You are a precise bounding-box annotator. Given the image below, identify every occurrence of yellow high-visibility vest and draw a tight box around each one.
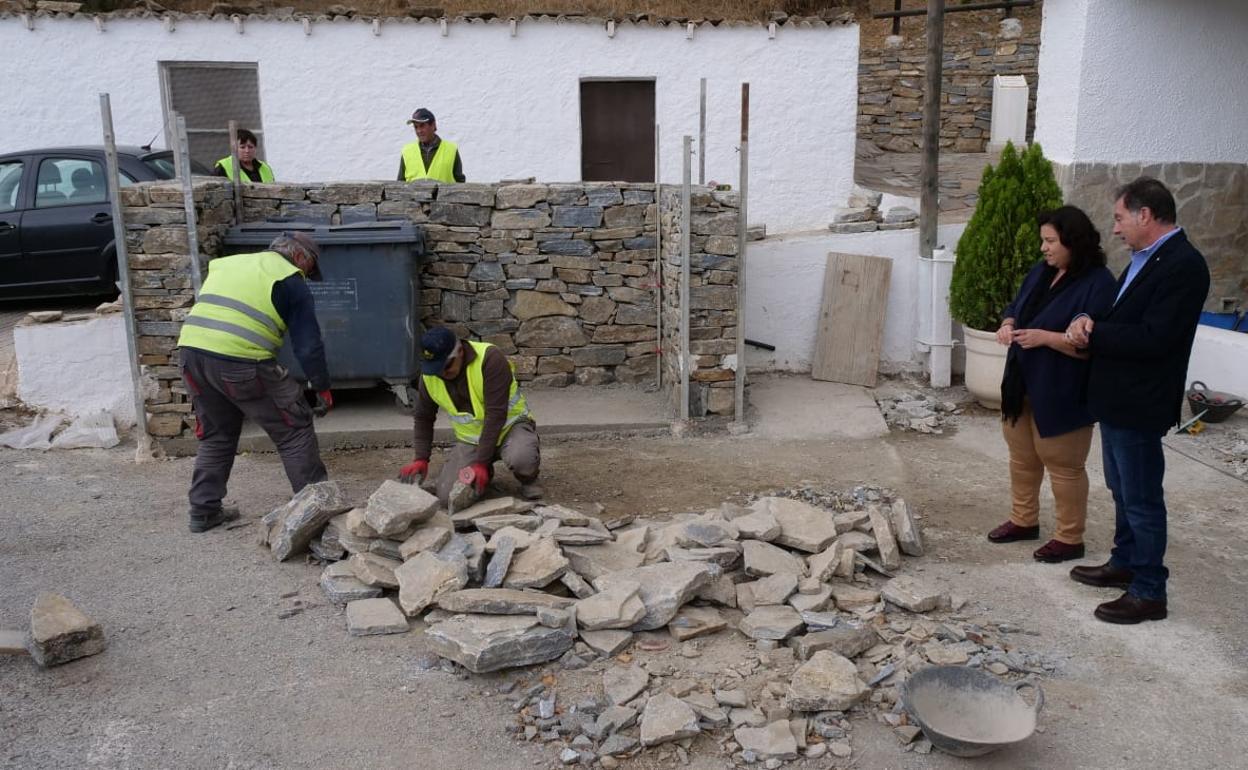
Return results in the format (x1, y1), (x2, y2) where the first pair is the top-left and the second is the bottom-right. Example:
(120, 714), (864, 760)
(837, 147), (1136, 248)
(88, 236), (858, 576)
(422, 341), (530, 445)
(217, 156), (275, 184)
(401, 139), (458, 183)
(177, 251), (298, 360)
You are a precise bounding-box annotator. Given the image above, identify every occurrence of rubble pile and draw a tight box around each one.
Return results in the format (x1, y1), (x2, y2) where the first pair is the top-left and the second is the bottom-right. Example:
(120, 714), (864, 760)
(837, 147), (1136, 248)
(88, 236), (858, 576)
(874, 391), (962, 434)
(267, 480), (1052, 765)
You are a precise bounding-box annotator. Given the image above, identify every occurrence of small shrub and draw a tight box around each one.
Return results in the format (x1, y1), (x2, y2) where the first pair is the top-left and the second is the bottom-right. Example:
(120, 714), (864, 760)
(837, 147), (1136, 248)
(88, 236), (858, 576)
(948, 141), (1063, 331)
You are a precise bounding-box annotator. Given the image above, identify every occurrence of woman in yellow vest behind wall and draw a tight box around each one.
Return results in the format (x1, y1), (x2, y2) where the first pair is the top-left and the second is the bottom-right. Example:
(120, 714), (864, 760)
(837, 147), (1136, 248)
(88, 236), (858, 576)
(214, 128), (275, 184)
(398, 107), (465, 183)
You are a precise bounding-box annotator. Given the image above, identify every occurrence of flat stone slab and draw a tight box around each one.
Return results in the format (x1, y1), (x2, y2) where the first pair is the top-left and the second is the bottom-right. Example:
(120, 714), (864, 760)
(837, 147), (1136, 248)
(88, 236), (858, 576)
(739, 605), (804, 641)
(640, 693), (701, 746)
(673, 520), (739, 548)
(28, 593), (106, 667)
(363, 480), (439, 537)
(320, 560), (383, 604)
(348, 552), (402, 588)
(503, 537), (569, 589)
(595, 704), (640, 737)
(830, 583), (880, 610)
(424, 613), (574, 673)
(398, 512), (454, 559)
(668, 606), (727, 641)
(694, 573), (739, 608)
(749, 573), (799, 606)
(473, 513), (542, 536)
(580, 629), (634, 657)
(263, 481), (351, 561)
(683, 691), (729, 727)
(450, 496), (532, 529)
(838, 531), (878, 553)
(483, 536), (517, 589)
(788, 584), (833, 613)
(869, 505), (902, 571)
(564, 540), (646, 582)
(742, 540), (808, 578)
(786, 650), (869, 711)
(553, 526), (614, 546)
(664, 545), (741, 569)
(435, 588), (574, 615)
(592, 561), (714, 631)
(734, 509), (781, 542)
(807, 541), (844, 582)
(890, 498), (924, 556)
(881, 575), (945, 613)
(734, 720), (798, 760)
(754, 497), (839, 553)
(604, 664), (649, 705)
(395, 552), (468, 617)
(576, 581), (645, 631)
(346, 598), (409, 636)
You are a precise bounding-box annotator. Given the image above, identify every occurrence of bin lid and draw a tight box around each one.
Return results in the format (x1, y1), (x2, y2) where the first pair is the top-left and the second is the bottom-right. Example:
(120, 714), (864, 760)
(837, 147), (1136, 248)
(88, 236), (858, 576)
(224, 221), (424, 247)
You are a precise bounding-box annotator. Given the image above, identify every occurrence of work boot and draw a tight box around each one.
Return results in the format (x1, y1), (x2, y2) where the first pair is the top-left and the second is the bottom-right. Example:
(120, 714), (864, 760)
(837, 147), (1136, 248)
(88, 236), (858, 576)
(519, 482), (545, 501)
(189, 504), (241, 533)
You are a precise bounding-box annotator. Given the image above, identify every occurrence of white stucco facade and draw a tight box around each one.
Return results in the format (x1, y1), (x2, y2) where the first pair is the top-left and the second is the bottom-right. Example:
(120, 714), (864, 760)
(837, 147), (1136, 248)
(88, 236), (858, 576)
(1035, 0), (1248, 164)
(1, 14), (859, 233)
(744, 223), (967, 374)
(14, 315), (138, 427)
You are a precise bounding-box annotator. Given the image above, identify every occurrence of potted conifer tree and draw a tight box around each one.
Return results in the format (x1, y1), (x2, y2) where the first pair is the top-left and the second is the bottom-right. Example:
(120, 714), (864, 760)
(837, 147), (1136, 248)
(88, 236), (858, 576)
(949, 141), (1063, 408)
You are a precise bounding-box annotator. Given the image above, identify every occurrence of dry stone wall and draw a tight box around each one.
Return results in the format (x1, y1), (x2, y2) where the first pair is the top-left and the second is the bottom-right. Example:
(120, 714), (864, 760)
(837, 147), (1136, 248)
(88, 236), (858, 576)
(858, 10), (1041, 153)
(1055, 161), (1248, 313)
(660, 187), (741, 419)
(120, 178), (737, 441)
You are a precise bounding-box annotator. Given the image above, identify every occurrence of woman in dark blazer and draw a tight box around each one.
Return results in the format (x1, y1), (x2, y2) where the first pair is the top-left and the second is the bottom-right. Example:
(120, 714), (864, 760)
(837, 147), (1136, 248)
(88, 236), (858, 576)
(986, 206), (1118, 562)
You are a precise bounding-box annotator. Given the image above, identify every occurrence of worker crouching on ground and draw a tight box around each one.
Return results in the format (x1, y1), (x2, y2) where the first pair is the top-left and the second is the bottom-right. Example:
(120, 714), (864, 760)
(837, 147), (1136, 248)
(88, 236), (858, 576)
(399, 326), (543, 504)
(177, 232), (333, 533)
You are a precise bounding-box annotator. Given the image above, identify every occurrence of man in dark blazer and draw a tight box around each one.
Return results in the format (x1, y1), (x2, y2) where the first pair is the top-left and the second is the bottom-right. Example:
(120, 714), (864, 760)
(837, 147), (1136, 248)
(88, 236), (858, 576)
(1066, 177), (1210, 624)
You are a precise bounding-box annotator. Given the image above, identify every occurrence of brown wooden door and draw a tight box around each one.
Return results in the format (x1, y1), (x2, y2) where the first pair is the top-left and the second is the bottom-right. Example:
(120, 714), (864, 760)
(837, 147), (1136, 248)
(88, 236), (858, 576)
(580, 80), (655, 183)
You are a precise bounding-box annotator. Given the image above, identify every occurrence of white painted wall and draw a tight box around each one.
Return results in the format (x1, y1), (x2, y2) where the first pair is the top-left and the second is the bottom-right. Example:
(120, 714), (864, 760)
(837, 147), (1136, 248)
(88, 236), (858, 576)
(1035, 0), (1248, 164)
(14, 315), (138, 427)
(1186, 326), (1248, 399)
(744, 223), (967, 374)
(0, 15), (859, 233)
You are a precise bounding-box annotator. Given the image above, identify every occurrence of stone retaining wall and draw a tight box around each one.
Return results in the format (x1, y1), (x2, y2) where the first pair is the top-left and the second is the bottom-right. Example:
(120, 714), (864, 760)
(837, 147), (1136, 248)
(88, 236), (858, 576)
(660, 187), (741, 418)
(858, 10), (1041, 153)
(1055, 161), (1248, 313)
(120, 178), (739, 440)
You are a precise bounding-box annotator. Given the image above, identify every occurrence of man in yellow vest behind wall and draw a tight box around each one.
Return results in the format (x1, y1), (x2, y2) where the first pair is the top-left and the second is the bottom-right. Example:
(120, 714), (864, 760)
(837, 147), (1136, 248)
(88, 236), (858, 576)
(397, 326), (542, 504)
(398, 108), (465, 183)
(177, 232), (334, 533)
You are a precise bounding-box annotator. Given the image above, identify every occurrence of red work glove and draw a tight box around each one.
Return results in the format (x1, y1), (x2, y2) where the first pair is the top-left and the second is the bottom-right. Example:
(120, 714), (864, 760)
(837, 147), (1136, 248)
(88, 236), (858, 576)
(459, 462), (491, 495)
(313, 390), (334, 417)
(399, 459), (429, 484)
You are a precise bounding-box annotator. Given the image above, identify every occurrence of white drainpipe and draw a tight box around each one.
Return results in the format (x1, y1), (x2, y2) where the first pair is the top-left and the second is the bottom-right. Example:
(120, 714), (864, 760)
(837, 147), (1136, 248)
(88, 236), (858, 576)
(916, 246), (955, 387)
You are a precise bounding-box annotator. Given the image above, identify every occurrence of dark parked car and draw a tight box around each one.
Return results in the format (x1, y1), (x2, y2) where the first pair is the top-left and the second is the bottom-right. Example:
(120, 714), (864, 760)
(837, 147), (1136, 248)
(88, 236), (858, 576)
(0, 146), (209, 300)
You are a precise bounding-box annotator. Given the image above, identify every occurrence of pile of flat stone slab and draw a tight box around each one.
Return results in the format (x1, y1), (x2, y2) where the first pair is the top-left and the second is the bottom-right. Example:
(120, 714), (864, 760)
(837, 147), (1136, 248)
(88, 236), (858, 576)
(270, 481), (1050, 765)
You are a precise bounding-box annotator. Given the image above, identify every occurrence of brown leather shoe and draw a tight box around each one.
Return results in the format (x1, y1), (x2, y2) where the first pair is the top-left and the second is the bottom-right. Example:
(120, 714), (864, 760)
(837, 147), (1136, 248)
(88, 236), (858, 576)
(987, 521), (1040, 543)
(1094, 593), (1167, 624)
(1069, 561), (1134, 589)
(1033, 539), (1085, 563)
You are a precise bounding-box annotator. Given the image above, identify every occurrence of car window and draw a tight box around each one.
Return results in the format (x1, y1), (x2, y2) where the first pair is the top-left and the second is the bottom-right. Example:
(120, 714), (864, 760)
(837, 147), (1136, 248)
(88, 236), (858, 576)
(36, 157), (108, 208)
(142, 155), (177, 180)
(0, 161), (21, 213)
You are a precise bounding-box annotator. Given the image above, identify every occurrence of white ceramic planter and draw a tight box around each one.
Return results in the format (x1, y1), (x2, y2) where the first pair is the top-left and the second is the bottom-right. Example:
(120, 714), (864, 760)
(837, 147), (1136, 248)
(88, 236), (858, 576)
(962, 326), (1006, 410)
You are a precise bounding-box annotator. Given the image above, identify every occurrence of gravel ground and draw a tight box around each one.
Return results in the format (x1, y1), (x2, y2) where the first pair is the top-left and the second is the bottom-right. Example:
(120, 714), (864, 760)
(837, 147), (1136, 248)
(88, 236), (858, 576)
(2, 415), (1246, 769)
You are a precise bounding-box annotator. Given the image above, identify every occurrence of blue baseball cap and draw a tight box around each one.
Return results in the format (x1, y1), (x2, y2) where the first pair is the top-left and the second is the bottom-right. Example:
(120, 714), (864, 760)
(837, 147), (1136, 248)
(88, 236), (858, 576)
(420, 326), (458, 375)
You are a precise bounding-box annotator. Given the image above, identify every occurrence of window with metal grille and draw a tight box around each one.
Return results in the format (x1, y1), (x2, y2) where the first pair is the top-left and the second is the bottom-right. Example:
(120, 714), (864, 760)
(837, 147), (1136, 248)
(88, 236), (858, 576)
(159, 61), (264, 172)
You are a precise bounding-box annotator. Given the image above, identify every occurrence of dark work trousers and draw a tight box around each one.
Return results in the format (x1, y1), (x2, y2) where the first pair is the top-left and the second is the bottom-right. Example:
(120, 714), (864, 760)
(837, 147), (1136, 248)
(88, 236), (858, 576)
(180, 347), (328, 518)
(435, 419), (540, 504)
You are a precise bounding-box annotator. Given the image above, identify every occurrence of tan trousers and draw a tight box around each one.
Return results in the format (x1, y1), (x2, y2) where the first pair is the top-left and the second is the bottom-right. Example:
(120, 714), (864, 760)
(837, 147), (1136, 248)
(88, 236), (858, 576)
(435, 419), (540, 504)
(1001, 402), (1093, 545)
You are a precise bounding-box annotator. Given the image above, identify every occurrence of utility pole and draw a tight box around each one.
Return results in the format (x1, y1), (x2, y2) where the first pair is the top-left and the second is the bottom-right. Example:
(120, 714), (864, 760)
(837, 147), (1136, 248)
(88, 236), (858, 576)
(918, 0), (945, 260)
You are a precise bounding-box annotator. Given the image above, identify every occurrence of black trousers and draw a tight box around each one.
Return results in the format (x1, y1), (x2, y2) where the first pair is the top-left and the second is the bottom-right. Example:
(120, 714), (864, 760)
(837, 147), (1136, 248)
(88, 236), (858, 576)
(180, 348), (327, 517)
